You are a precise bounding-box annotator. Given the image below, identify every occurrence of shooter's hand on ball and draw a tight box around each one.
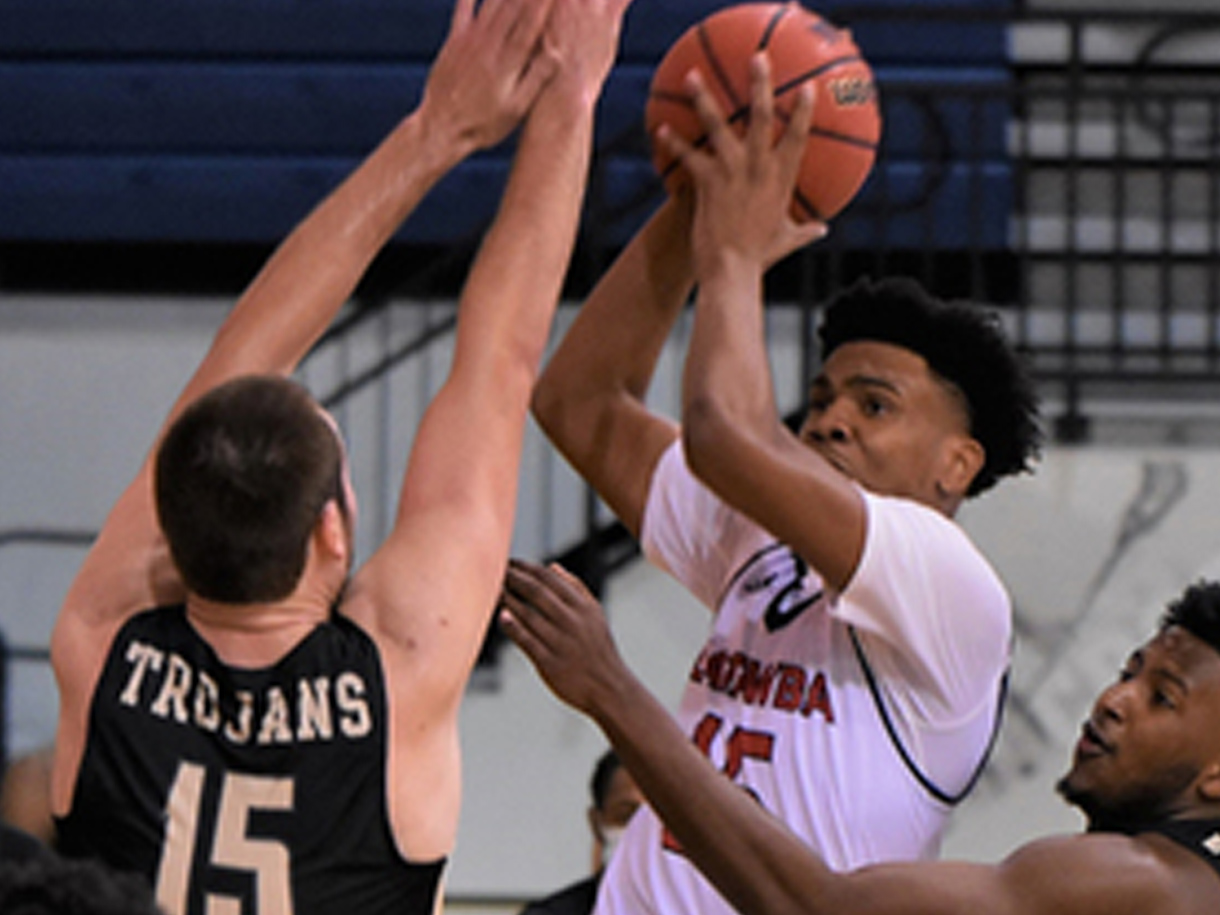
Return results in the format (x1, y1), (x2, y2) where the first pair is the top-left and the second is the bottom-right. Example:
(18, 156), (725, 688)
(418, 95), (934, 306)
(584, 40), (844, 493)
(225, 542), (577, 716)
(656, 53), (827, 278)
(499, 560), (631, 719)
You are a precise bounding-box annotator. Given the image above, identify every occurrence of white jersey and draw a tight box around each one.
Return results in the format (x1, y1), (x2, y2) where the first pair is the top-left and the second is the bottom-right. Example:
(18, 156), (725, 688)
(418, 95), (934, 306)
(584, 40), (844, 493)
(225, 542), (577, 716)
(595, 442), (1011, 915)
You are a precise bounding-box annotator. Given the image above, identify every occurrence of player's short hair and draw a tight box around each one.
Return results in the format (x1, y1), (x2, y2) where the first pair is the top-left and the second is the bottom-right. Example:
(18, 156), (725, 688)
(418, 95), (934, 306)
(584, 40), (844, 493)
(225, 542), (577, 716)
(1161, 581), (1220, 657)
(817, 276), (1042, 497)
(590, 749), (623, 811)
(155, 375), (345, 604)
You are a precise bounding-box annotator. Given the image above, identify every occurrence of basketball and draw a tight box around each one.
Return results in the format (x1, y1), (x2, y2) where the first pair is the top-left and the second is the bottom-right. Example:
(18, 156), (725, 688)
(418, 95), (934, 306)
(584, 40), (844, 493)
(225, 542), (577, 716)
(645, 2), (881, 222)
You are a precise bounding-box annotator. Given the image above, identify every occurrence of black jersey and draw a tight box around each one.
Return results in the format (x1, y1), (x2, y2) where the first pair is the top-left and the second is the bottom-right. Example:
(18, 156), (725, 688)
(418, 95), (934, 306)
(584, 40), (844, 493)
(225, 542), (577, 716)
(56, 605), (444, 915)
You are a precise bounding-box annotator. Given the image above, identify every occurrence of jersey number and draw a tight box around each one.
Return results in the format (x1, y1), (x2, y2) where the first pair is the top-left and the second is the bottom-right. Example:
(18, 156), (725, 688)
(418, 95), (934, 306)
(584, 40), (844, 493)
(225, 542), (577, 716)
(157, 761), (295, 915)
(662, 713), (775, 853)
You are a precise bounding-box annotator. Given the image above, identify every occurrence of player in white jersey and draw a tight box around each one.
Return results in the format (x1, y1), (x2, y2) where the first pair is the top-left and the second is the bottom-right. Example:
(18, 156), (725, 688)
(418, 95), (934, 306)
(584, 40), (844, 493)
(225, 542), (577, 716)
(500, 568), (1220, 915)
(527, 53), (1042, 915)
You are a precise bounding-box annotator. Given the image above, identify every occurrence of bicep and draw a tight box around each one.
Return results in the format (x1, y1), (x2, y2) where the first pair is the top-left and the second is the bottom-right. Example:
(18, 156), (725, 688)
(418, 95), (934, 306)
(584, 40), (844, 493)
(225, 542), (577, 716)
(50, 482), (182, 815)
(836, 843), (1136, 915)
(350, 380), (530, 702)
(841, 835), (1181, 915)
(344, 514), (499, 745)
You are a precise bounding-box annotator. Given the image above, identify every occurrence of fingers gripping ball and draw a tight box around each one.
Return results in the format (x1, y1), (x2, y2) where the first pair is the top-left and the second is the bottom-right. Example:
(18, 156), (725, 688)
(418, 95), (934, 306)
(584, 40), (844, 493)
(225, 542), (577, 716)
(646, 2), (881, 222)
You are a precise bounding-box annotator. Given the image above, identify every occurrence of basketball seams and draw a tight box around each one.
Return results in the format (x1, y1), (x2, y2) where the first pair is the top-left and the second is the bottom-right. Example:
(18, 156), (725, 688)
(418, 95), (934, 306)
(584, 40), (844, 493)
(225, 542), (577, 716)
(792, 188), (821, 221)
(805, 127), (877, 151)
(756, 4), (790, 51)
(697, 22), (744, 112)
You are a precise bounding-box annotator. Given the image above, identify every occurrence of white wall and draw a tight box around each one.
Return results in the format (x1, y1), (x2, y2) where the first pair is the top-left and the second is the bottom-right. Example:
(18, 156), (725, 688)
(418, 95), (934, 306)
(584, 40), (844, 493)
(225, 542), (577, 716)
(5, 295), (1220, 903)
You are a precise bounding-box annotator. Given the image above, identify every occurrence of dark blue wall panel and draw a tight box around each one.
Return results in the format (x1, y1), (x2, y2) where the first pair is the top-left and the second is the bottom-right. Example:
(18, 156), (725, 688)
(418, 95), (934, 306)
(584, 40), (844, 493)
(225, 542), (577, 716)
(0, 0), (1013, 248)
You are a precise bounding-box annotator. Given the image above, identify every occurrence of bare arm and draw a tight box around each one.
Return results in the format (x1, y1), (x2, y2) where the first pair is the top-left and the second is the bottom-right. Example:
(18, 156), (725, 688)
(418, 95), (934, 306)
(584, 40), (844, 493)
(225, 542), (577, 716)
(343, 0), (635, 859)
(530, 189), (695, 537)
(669, 57), (863, 590)
(500, 560), (1203, 915)
(50, 0), (555, 814)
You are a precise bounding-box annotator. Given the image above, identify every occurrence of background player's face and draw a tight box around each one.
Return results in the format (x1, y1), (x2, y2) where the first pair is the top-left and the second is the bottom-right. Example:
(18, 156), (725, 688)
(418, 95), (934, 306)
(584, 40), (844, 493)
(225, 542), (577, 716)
(798, 341), (974, 507)
(590, 765), (644, 870)
(1057, 626), (1220, 829)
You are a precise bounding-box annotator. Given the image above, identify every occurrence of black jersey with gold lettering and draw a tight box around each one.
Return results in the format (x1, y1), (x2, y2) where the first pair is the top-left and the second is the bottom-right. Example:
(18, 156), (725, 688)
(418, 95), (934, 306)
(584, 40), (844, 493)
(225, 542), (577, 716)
(56, 605), (444, 915)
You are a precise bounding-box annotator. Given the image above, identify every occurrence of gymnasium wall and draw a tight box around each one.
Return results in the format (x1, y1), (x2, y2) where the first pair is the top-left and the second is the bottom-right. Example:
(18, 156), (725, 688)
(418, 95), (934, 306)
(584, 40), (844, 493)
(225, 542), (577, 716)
(4, 294), (1220, 900)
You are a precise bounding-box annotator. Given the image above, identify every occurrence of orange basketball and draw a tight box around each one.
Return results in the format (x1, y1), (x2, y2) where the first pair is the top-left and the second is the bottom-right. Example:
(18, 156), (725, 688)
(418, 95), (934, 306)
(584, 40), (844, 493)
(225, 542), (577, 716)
(645, 2), (881, 222)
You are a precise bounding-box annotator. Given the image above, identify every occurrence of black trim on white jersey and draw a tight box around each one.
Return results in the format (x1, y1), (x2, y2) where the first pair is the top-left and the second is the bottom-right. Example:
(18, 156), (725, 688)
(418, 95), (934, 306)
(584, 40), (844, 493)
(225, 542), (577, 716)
(847, 625), (1008, 807)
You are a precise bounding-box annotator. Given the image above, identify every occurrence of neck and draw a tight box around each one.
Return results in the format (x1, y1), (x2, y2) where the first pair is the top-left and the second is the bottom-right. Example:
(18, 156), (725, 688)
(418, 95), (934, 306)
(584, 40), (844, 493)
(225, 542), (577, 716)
(1085, 804), (1220, 837)
(185, 595), (331, 668)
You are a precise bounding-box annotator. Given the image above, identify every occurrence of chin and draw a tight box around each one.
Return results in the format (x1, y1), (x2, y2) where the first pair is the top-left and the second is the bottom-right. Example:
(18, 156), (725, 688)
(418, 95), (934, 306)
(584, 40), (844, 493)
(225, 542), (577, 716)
(1056, 766), (1110, 825)
(1056, 771), (1189, 833)
(1056, 772), (1088, 812)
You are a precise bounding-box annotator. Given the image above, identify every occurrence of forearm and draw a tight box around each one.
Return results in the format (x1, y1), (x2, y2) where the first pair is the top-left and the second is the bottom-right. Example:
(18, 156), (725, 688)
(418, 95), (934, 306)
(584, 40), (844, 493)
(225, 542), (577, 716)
(212, 111), (467, 380)
(453, 86), (596, 378)
(682, 253), (782, 477)
(590, 664), (840, 915)
(392, 74), (605, 557)
(534, 197), (695, 424)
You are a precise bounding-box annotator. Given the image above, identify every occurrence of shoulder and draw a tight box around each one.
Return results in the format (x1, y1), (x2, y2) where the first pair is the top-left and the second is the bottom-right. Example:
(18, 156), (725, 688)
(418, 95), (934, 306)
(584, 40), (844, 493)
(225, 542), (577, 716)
(857, 491), (1004, 598)
(861, 490), (980, 554)
(1000, 831), (1216, 913)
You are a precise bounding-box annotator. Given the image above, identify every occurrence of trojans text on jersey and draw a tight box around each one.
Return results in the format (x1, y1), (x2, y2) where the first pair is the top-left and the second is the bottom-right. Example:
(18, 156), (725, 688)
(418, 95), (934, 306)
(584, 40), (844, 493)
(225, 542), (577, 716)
(116, 638), (374, 746)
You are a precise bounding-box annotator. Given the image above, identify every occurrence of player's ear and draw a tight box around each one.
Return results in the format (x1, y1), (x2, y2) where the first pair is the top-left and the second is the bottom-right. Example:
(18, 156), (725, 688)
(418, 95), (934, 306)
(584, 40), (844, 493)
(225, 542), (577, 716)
(937, 434), (984, 502)
(316, 500), (349, 563)
(1198, 759), (1220, 803)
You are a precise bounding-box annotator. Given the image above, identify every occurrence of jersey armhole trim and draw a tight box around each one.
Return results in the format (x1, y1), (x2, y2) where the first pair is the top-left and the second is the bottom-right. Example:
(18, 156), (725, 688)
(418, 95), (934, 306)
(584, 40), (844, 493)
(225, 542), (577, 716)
(847, 624), (1008, 807)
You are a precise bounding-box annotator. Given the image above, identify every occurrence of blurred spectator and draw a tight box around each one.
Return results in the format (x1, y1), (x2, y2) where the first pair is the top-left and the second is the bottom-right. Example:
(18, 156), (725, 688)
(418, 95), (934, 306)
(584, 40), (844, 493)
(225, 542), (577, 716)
(518, 750), (643, 915)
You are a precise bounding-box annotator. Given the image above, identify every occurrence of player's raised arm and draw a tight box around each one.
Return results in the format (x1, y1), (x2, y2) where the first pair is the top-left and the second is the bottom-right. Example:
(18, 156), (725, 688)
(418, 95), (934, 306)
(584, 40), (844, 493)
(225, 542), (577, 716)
(661, 56), (865, 590)
(341, 0), (635, 861)
(50, 0), (556, 816)
(352, 0), (633, 702)
(530, 195), (696, 537)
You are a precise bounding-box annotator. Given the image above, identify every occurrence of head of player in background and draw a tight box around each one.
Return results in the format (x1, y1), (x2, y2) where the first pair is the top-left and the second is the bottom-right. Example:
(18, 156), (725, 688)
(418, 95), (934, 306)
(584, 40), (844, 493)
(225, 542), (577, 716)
(1056, 580), (1220, 832)
(588, 749), (644, 872)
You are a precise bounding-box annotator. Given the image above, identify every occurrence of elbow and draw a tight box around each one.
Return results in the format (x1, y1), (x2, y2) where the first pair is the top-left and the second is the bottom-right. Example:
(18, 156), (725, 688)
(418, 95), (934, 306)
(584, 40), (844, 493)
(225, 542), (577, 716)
(681, 394), (736, 487)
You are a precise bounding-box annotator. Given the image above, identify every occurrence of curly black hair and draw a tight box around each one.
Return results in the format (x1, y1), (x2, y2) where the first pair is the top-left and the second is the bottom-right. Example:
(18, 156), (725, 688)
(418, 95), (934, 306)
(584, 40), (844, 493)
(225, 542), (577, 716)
(817, 276), (1043, 498)
(1161, 581), (1220, 657)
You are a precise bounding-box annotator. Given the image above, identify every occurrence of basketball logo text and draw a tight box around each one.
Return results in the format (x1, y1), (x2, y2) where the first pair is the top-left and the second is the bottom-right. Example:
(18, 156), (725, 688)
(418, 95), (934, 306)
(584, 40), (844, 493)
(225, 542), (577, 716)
(830, 76), (876, 108)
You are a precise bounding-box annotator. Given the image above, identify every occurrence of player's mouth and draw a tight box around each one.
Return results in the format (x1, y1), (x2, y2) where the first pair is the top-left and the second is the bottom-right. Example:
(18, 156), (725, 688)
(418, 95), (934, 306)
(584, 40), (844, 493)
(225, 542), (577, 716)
(1075, 720), (1112, 760)
(813, 445), (852, 477)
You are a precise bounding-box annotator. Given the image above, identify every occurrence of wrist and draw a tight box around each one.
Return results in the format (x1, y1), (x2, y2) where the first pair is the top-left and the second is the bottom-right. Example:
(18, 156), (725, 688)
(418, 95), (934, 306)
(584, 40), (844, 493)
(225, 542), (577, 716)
(696, 247), (765, 291)
(535, 73), (600, 123)
(585, 654), (641, 725)
(409, 103), (481, 172)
